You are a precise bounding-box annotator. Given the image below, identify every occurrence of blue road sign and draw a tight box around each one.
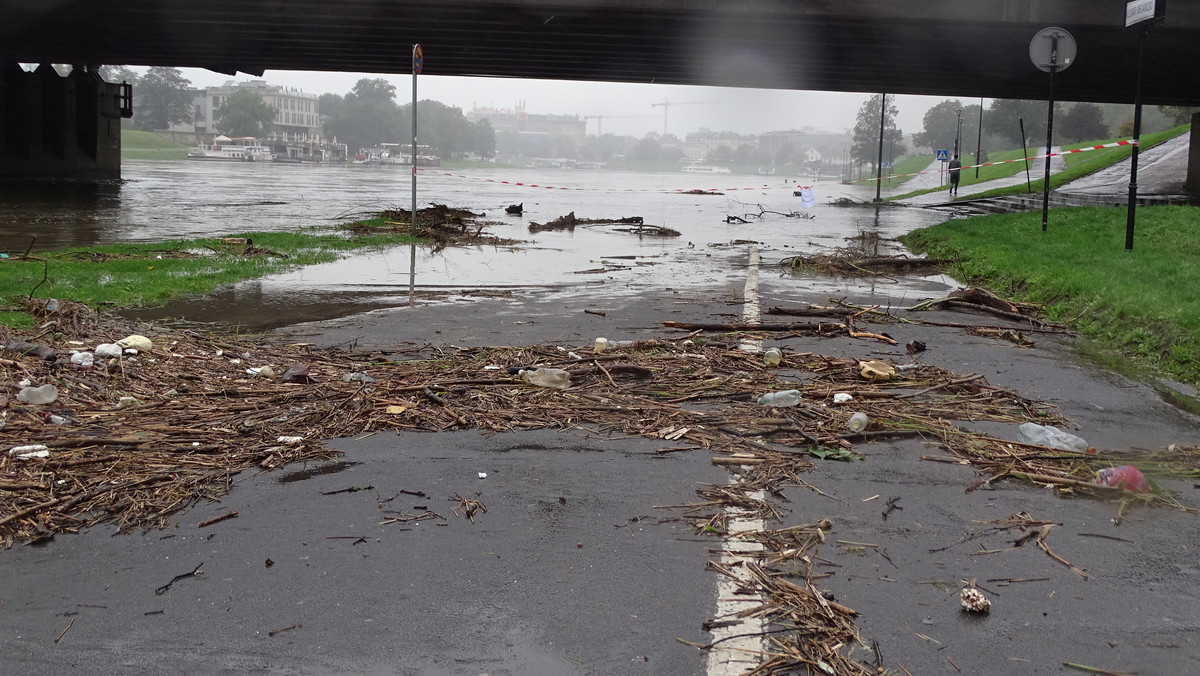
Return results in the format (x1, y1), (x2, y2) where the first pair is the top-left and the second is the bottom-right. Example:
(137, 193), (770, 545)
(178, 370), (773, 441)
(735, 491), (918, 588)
(936, 149), (949, 161)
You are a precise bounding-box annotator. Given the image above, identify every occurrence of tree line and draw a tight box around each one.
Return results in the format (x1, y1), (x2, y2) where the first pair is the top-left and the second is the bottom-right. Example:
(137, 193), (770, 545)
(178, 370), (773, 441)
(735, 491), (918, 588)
(103, 67), (495, 159)
(851, 93), (1194, 168)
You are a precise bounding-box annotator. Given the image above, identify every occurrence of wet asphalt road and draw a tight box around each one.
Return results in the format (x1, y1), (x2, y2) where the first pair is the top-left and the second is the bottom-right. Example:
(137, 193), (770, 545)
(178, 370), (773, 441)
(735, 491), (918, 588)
(6, 271), (1200, 675)
(5, 154), (1200, 673)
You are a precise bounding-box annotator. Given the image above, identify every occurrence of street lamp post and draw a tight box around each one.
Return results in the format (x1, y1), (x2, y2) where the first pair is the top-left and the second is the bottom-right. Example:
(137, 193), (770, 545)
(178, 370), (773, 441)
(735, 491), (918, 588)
(954, 109), (962, 157)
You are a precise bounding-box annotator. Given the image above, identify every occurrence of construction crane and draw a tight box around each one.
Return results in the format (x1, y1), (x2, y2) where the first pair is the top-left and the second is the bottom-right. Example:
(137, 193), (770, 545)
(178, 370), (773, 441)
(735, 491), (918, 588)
(583, 113), (655, 136)
(650, 99), (718, 137)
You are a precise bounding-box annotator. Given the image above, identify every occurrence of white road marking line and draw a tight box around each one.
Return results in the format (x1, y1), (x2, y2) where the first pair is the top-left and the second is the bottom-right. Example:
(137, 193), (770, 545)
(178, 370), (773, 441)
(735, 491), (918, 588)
(706, 246), (767, 676)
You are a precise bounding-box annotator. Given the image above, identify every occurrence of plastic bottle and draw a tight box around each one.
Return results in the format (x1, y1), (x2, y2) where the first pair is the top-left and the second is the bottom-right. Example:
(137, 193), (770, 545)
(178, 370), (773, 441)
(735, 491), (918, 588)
(17, 384), (59, 405)
(1017, 422), (1088, 452)
(847, 412), (868, 432)
(757, 389), (801, 407)
(763, 347), (782, 367)
(521, 368), (572, 390)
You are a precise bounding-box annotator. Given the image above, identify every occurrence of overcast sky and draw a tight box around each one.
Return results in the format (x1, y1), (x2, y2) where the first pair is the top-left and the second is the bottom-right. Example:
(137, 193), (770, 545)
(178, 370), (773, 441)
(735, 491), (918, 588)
(172, 67), (953, 139)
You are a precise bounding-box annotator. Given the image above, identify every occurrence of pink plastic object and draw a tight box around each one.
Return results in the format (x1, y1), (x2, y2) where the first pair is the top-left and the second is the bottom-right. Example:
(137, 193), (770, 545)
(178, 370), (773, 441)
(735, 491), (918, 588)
(1096, 465), (1149, 492)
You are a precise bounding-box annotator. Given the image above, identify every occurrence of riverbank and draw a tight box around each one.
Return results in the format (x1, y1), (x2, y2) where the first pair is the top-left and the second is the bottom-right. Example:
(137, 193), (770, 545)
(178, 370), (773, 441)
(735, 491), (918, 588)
(901, 204), (1200, 401)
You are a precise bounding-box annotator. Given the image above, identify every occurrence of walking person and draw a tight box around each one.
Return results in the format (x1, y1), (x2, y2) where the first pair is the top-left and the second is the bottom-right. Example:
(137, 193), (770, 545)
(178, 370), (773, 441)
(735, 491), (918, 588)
(948, 154), (962, 196)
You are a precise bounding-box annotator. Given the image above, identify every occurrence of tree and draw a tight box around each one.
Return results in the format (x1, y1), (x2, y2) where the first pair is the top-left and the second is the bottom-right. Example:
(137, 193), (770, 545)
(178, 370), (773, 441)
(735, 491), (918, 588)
(632, 137), (662, 161)
(1058, 103), (1109, 143)
(913, 100), (981, 155)
(1157, 105), (1199, 126)
(213, 89), (277, 137)
(133, 66), (192, 131)
(986, 99), (1048, 148)
(322, 78), (403, 153)
(851, 94), (904, 165)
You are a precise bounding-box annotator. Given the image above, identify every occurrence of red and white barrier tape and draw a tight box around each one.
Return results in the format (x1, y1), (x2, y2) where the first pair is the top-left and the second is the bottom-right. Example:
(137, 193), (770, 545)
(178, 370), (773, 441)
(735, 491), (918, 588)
(415, 167), (810, 194)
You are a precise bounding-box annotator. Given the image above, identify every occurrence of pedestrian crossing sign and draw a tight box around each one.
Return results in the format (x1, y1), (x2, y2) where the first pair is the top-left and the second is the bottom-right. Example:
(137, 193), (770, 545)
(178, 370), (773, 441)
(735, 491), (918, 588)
(936, 149), (949, 161)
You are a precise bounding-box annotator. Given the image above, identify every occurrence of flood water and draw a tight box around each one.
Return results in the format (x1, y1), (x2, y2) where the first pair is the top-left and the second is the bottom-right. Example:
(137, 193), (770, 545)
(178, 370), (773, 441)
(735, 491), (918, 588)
(0, 160), (951, 329)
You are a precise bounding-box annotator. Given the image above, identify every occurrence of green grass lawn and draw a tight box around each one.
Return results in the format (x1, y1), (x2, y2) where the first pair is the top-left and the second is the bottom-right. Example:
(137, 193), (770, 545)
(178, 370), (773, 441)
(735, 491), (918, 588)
(900, 205), (1200, 389)
(0, 224), (417, 329)
(122, 130), (192, 160)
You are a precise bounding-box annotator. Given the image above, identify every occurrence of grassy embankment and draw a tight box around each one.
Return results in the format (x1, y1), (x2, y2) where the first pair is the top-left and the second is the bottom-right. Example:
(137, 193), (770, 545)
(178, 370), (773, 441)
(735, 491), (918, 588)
(0, 225), (417, 330)
(901, 205), (1200, 406)
(121, 130), (192, 160)
(887, 124), (1190, 201)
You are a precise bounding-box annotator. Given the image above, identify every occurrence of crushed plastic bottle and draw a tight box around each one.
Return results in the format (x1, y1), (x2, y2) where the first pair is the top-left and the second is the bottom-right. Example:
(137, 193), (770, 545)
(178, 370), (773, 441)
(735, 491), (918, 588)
(95, 343), (123, 359)
(1097, 465), (1150, 492)
(757, 389), (802, 407)
(763, 348), (782, 367)
(1017, 422), (1088, 452)
(520, 368), (572, 390)
(847, 412), (868, 432)
(17, 384), (59, 405)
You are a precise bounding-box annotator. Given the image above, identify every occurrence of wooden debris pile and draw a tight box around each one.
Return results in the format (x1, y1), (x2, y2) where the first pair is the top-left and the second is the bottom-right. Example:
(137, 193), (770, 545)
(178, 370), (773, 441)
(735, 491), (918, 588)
(529, 212), (676, 236)
(779, 249), (954, 276)
(345, 204), (520, 250)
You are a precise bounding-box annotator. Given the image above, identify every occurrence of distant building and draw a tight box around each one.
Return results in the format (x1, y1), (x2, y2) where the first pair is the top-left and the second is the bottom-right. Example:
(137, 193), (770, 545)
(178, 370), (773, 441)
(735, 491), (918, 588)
(466, 103), (586, 143)
(758, 128), (850, 168)
(680, 129), (758, 162)
(171, 80), (322, 140)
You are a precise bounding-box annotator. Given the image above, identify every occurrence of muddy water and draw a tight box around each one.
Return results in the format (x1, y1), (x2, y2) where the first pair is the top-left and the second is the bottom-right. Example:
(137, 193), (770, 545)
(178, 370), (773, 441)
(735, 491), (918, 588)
(1, 161), (951, 329)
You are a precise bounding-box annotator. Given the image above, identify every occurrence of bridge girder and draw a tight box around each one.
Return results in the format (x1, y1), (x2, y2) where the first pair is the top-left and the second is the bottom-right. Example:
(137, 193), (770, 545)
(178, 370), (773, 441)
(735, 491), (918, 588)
(2, 0), (1199, 106)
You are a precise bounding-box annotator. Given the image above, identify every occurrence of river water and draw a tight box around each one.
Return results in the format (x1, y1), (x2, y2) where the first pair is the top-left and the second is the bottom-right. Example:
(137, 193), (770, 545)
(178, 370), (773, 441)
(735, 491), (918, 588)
(0, 160), (951, 329)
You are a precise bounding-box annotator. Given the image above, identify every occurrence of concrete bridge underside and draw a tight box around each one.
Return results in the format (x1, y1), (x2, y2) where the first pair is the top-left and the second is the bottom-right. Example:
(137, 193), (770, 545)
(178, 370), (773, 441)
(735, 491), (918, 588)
(3, 0), (1200, 107)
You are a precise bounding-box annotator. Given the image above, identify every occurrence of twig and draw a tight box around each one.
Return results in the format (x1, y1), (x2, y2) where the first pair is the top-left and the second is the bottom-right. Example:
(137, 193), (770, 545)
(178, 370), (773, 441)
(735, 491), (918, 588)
(55, 616), (76, 643)
(269, 623), (301, 637)
(155, 562), (204, 595)
(197, 511), (238, 528)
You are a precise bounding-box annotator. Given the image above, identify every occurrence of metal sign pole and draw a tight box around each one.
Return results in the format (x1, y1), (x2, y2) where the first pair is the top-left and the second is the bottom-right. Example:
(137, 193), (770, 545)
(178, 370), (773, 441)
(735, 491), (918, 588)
(1042, 60), (1055, 233)
(1028, 27), (1076, 232)
(874, 93), (886, 203)
(975, 97), (984, 179)
(409, 44), (422, 307)
(1124, 0), (1164, 251)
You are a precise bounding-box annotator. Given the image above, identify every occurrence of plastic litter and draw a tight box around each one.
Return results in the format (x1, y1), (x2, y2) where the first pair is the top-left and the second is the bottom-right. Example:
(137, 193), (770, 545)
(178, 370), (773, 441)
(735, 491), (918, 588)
(95, 343), (123, 358)
(858, 360), (895, 381)
(47, 414), (70, 425)
(1097, 465), (1150, 492)
(1017, 422), (1088, 453)
(342, 371), (376, 383)
(116, 335), (153, 352)
(276, 436), (304, 445)
(70, 351), (94, 367)
(757, 389), (802, 407)
(895, 363), (919, 373)
(832, 393), (853, 404)
(763, 347), (782, 367)
(520, 368), (572, 390)
(281, 363), (314, 384)
(44, 298), (60, 313)
(9, 444), (50, 460)
(17, 384), (59, 405)
(847, 412), (868, 432)
(594, 337), (609, 352)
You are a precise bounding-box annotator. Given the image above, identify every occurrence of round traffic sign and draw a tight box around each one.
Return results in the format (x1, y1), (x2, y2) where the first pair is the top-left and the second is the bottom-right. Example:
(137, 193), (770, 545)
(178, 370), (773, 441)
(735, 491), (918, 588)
(1029, 27), (1076, 73)
(413, 44), (424, 74)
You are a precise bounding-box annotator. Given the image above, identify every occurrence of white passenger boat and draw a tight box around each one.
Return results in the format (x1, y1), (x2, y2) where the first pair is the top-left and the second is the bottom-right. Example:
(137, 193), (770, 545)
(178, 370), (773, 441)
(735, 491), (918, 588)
(187, 136), (273, 162)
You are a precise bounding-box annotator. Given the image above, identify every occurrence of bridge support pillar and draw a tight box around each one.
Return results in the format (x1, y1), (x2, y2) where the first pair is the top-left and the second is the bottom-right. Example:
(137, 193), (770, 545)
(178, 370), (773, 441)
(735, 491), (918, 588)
(1186, 112), (1200, 194)
(0, 63), (131, 181)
